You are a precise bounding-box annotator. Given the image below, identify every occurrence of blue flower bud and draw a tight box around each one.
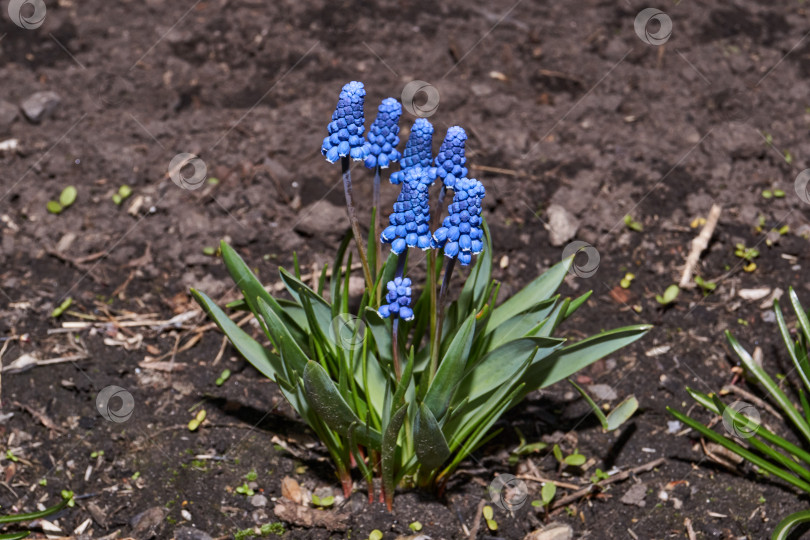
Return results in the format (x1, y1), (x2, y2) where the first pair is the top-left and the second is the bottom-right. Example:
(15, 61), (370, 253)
(378, 277), (414, 321)
(427, 126), (468, 189)
(390, 119), (434, 185)
(322, 82), (371, 163)
(364, 98), (402, 169)
(431, 176), (486, 265)
(381, 167), (432, 253)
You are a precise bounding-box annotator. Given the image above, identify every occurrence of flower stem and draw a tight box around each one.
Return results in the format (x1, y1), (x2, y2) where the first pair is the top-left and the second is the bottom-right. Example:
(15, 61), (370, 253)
(427, 250), (437, 382)
(392, 318), (401, 381)
(395, 251), (407, 279)
(341, 157), (374, 290)
(430, 257), (456, 381)
(431, 184), (448, 230)
(373, 165), (382, 304)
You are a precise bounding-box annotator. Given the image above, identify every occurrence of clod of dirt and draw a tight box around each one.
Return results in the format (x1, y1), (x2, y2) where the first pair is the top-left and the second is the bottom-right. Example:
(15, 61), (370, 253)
(129, 506), (166, 538)
(174, 526), (214, 540)
(524, 522), (573, 540)
(711, 121), (763, 159)
(0, 100), (18, 133)
(273, 500), (349, 531)
(620, 482), (647, 507)
(293, 200), (349, 240)
(20, 91), (62, 124)
(545, 204), (579, 247)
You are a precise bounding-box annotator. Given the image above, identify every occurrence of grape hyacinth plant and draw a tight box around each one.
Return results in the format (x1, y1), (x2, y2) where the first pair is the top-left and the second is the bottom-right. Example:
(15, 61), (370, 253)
(192, 80), (650, 509)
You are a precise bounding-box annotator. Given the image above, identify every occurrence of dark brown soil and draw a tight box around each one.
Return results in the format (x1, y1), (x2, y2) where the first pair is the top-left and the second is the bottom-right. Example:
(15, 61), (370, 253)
(2, 0), (810, 538)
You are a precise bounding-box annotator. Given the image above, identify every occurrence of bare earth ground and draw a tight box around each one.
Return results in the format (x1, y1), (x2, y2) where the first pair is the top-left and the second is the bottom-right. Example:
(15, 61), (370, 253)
(1, 0), (810, 538)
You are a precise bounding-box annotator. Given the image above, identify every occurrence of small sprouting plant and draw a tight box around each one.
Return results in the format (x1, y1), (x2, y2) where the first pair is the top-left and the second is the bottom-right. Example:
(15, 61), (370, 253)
(623, 214), (643, 232)
(669, 289), (810, 539)
(655, 284), (680, 306)
(409, 521), (423, 532)
(620, 272), (635, 289)
(188, 409), (206, 432)
(51, 297), (73, 318)
(310, 493), (335, 508)
(193, 81), (650, 508)
(482, 504), (497, 531)
(694, 275), (716, 295)
(215, 369), (231, 386)
(235, 482), (255, 497)
(47, 185), (77, 214)
(112, 184), (132, 205)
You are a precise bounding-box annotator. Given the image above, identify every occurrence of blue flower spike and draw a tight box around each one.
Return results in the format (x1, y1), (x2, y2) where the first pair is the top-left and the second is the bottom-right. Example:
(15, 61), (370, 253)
(381, 166), (432, 254)
(428, 126), (468, 189)
(321, 81), (372, 163)
(364, 98), (402, 169)
(390, 118), (434, 184)
(432, 177), (486, 266)
(378, 277), (414, 321)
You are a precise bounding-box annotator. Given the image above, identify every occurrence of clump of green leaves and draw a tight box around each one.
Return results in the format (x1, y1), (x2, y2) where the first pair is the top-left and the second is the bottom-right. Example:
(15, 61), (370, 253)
(694, 276), (716, 295)
(669, 288), (810, 539)
(193, 233), (649, 507)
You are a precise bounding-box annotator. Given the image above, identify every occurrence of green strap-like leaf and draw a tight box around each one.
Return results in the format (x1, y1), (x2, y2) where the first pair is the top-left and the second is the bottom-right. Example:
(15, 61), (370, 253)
(772, 509), (810, 540)
(524, 325), (651, 391)
(424, 312), (476, 420)
(727, 329), (810, 445)
(667, 406), (810, 494)
(255, 297), (311, 384)
(606, 396), (639, 431)
(382, 405), (408, 509)
(456, 337), (564, 402)
(191, 289), (284, 384)
(568, 379), (608, 430)
(414, 402), (451, 469)
(487, 256), (573, 329)
(302, 361), (382, 449)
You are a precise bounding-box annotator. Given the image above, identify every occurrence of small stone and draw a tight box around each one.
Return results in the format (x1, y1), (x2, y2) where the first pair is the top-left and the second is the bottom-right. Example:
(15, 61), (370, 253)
(545, 204), (579, 247)
(130, 506), (166, 537)
(620, 482), (647, 507)
(524, 523), (574, 540)
(251, 494), (268, 508)
(586, 384), (617, 401)
(21, 91), (62, 123)
(281, 476), (304, 505)
(0, 101), (19, 133)
(174, 526), (214, 540)
(181, 509), (192, 521)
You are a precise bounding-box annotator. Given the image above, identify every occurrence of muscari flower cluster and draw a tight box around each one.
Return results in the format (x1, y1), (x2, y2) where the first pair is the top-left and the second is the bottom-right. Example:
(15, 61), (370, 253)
(364, 98), (402, 169)
(432, 177), (485, 266)
(428, 126), (468, 189)
(380, 166), (431, 254)
(321, 81), (371, 163)
(378, 277), (414, 321)
(390, 118), (434, 184)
